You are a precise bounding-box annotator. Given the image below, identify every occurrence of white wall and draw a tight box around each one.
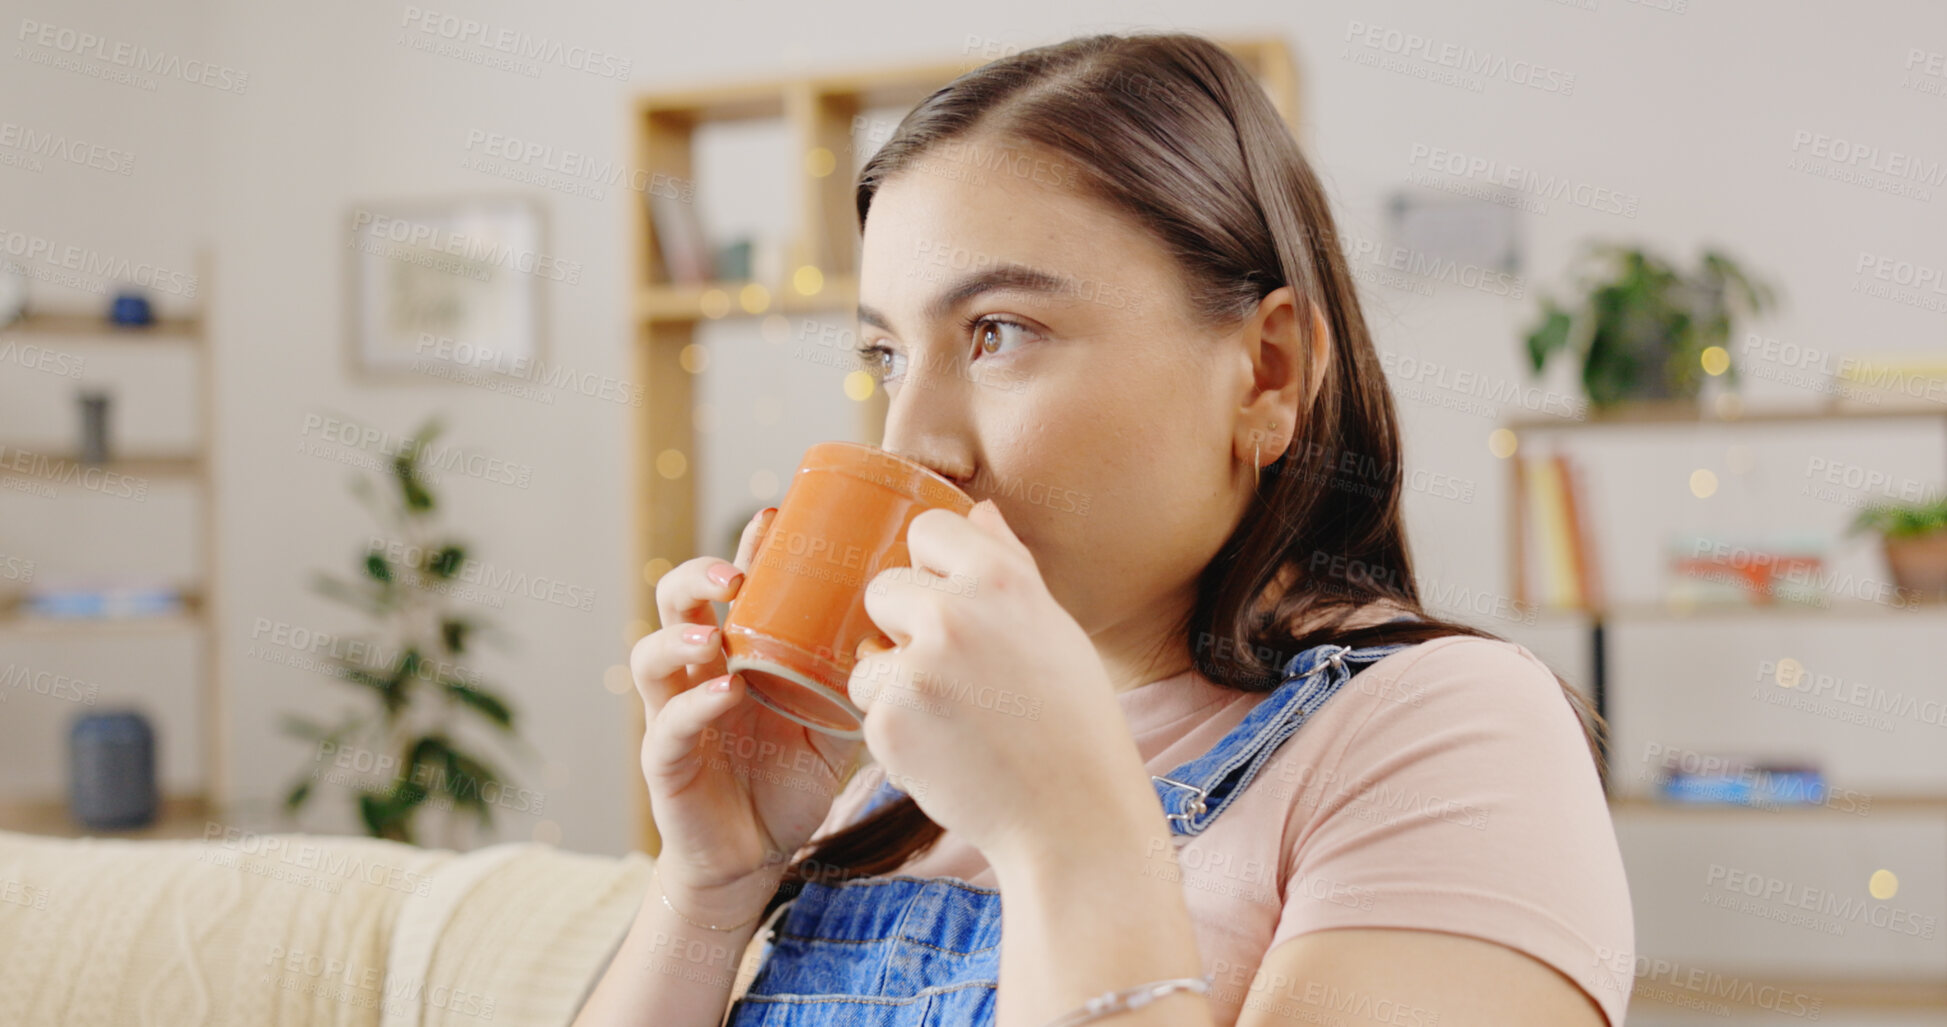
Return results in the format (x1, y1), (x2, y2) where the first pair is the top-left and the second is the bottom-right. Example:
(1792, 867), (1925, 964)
(4, 0), (1941, 858)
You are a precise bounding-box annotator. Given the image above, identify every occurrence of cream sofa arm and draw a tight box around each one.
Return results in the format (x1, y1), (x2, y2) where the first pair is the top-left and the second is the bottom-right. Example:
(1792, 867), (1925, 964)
(0, 827), (654, 1027)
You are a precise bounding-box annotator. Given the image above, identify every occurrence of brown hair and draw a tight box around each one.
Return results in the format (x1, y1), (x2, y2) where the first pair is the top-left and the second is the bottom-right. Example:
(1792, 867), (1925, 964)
(765, 31), (1606, 911)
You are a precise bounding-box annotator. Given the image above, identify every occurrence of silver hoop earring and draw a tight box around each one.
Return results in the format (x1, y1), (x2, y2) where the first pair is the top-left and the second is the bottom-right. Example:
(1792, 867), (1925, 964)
(1254, 440), (1261, 488)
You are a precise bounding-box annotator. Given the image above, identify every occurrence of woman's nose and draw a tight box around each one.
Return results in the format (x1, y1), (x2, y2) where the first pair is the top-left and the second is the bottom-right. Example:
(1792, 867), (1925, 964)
(879, 388), (976, 488)
(883, 446), (974, 490)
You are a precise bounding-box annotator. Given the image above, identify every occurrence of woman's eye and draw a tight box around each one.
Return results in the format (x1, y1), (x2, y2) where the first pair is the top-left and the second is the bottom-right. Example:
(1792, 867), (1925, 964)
(856, 343), (907, 384)
(972, 318), (1034, 358)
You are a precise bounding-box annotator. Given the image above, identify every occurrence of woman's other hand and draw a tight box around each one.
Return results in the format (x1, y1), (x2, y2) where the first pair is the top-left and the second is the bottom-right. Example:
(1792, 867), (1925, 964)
(630, 507), (865, 926)
(846, 499), (1158, 868)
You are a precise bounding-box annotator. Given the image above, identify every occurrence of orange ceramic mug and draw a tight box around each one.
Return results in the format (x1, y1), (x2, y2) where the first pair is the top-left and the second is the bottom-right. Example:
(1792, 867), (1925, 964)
(723, 441), (974, 738)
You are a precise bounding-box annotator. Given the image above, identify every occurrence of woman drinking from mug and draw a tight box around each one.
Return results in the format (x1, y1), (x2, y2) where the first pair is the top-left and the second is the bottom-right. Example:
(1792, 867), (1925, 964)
(576, 31), (1632, 1027)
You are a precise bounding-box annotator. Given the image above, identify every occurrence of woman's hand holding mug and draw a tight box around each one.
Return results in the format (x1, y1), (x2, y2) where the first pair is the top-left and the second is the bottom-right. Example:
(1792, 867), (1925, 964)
(847, 499), (1156, 869)
(629, 507), (865, 927)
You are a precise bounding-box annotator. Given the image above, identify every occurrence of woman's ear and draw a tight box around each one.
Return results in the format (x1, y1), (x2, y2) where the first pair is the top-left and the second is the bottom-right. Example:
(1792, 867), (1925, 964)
(1236, 285), (1309, 468)
(1304, 295), (1333, 408)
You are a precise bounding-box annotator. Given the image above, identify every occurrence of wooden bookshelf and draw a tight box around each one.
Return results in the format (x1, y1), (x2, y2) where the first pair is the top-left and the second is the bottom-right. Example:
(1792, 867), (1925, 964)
(0, 312), (204, 344)
(627, 38), (1299, 856)
(1502, 399), (1947, 714)
(0, 794), (212, 840)
(1506, 398), (1947, 431)
(1505, 399), (1947, 1016)
(1526, 596), (1947, 622)
(1628, 973), (1947, 1014)
(1503, 397), (1947, 627)
(0, 268), (223, 830)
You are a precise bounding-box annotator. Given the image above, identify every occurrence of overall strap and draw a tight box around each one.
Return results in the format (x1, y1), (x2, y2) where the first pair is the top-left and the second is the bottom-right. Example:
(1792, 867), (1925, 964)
(1150, 642), (1412, 837)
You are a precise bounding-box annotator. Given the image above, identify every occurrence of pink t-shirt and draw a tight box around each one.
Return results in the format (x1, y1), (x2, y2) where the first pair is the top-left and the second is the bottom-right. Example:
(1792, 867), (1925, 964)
(799, 636), (1634, 1026)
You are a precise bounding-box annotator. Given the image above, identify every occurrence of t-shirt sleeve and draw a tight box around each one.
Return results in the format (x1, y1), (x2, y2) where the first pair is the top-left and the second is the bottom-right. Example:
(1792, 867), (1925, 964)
(1267, 637), (1634, 1025)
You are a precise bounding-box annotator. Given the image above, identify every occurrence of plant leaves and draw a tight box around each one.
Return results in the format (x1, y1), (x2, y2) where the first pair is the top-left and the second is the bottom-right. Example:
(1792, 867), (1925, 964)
(440, 617), (471, 654)
(1532, 244), (1778, 408)
(359, 790), (417, 843)
(358, 791), (389, 837)
(280, 714), (330, 741)
(294, 414), (530, 846)
(401, 470), (435, 514)
(444, 744), (506, 828)
(427, 545), (465, 579)
(333, 663), (407, 717)
(393, 419), (443, 516)
(397, 647), (424, 685)
(1524, 301), (1572, 374)
(446, 681), (515, 730)
(310, 571), (390, 618)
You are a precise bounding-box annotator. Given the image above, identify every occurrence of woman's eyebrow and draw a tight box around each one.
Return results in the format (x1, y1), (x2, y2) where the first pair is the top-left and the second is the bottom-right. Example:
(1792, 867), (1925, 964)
(857, 262), (1080, 333)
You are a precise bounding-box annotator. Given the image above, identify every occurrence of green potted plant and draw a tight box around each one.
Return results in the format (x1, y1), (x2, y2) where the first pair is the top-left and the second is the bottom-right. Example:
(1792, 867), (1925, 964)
(1524, 243), (1778, 410)
(279, 417), (531, 845)
(1851, 496), (1947, 602)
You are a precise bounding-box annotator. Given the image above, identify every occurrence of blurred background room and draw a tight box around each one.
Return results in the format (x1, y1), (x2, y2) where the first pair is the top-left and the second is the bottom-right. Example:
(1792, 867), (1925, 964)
(2, 0), (1944, 1023)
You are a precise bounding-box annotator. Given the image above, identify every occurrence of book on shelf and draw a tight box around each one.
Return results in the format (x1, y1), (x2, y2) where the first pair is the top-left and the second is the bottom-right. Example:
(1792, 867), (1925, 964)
(646, 190), (711, 285)
(1665, 534), (1826, 607)
(16, 584), (184, 619)
(1515, 451), (1604, 612)
(1658, 761), (1829, 808)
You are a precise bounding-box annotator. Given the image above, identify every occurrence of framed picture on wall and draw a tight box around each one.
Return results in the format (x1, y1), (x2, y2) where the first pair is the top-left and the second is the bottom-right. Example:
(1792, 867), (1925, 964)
(345, 194), (549, 380)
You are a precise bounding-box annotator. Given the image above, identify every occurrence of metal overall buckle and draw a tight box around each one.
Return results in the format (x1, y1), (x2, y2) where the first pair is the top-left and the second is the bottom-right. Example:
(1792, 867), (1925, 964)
(1151, 774), (1211, 826)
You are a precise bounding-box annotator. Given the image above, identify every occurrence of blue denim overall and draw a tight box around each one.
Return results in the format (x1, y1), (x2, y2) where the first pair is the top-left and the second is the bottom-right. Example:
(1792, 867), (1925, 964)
(723, 641), (1412, 1027)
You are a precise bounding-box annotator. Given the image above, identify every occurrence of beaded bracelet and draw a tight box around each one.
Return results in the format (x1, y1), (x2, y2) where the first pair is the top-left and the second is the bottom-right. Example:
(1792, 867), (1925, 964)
(1041, 973), (1213, 1027)
(653, 866), (766, 933)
